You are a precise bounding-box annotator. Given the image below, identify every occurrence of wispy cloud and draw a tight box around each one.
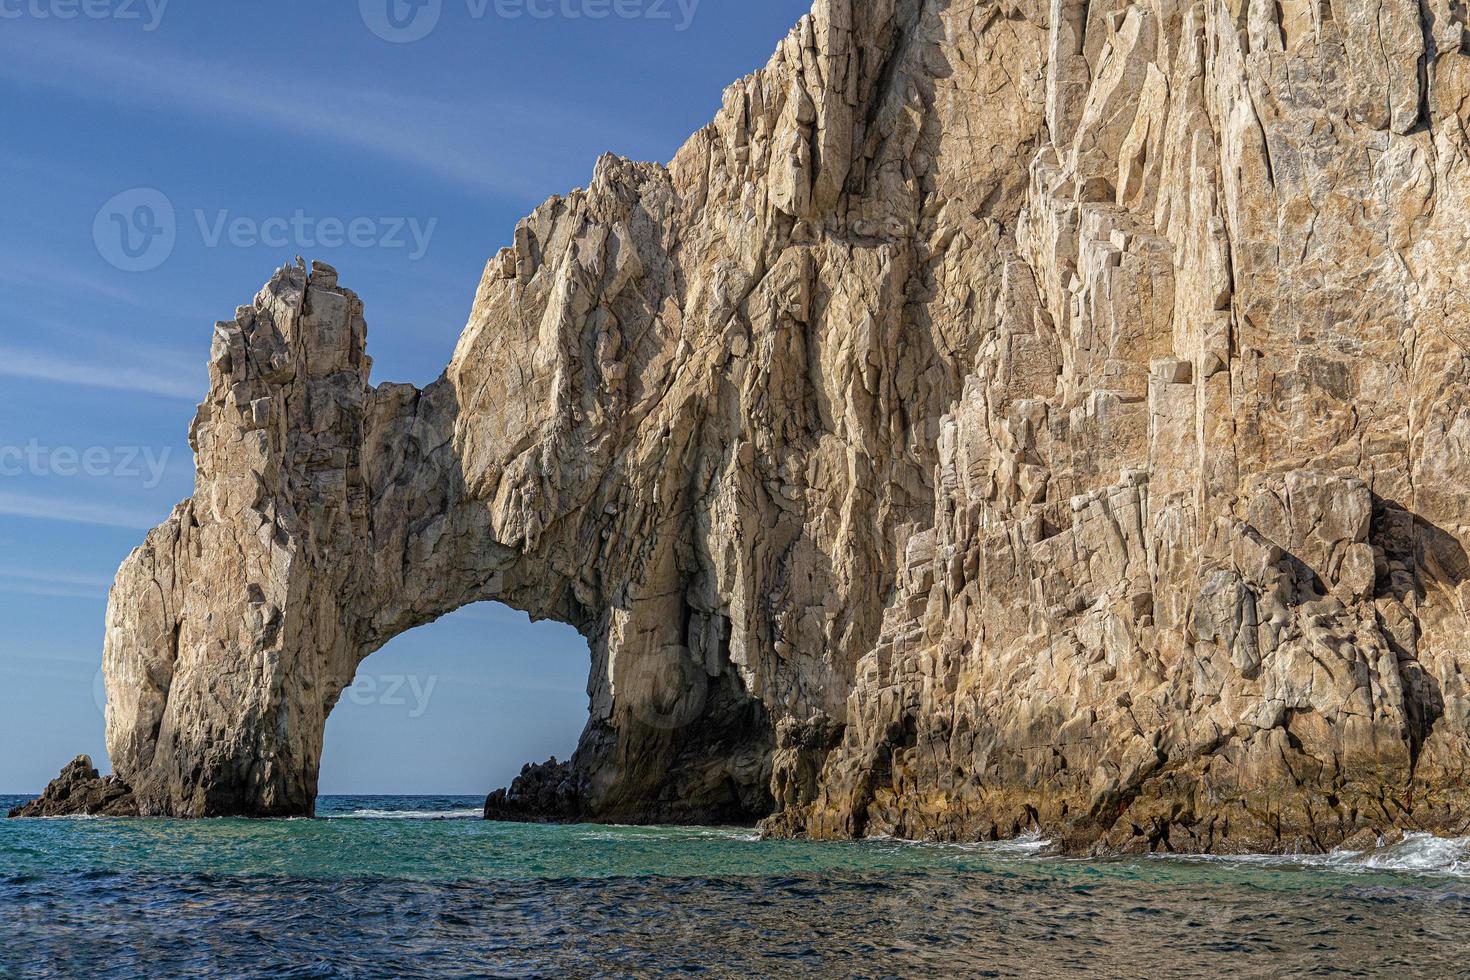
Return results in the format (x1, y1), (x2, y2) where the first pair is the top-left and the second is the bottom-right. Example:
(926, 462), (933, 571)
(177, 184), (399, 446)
(0, 346), (200, 400)
(0, 254), (152, 309)
(0, 31), (647, 200)
(14, 314), (204, 373)
(0, 566), (113, 589)
(0, 649), (103, 670)
(0, 582), (107, 601)
(0, 148), (97, 188)
(0, 251), (229, 339)
(0, 490), (165, 530)
(0, 657), (100, 684)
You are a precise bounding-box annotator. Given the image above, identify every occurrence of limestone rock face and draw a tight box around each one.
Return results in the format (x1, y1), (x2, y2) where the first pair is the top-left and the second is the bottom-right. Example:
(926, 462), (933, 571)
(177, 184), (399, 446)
(762, 0), (1470, 854)
(24, 0), (1470, 851)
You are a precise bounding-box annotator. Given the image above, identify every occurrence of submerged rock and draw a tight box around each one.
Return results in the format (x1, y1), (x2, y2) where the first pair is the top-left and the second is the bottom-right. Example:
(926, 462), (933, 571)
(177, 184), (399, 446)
(10, 756), (136, 819)
(29, 1), (1470, 851)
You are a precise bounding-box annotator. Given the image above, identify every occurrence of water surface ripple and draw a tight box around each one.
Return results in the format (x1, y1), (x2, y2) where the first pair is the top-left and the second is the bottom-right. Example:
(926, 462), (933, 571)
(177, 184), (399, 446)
(3, 796), (1468, 978)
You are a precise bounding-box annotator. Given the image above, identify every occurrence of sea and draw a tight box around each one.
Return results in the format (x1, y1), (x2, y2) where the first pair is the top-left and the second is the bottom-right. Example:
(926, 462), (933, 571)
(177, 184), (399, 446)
(3, 794), (1469, 978)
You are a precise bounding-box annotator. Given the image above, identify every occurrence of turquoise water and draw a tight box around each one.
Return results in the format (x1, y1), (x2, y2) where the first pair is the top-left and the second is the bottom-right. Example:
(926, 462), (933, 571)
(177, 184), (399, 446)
(4, 795), (1470, 977)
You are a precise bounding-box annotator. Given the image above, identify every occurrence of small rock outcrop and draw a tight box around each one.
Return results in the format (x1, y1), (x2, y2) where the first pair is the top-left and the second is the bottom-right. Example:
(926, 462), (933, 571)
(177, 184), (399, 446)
(9, 756), (135, 818)
(483, 759), (580, 822)
(21, 0), (1470, 852)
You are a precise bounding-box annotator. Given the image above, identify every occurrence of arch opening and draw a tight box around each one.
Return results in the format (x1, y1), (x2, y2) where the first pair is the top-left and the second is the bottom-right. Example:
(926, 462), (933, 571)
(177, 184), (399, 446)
(318, 602), (588, 800)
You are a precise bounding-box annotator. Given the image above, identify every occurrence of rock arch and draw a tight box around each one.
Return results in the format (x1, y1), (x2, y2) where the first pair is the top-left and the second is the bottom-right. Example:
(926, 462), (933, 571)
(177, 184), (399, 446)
(26, 0), (1470, 852)
(98, 2), (957, 821)
(104, 251), (781, 820)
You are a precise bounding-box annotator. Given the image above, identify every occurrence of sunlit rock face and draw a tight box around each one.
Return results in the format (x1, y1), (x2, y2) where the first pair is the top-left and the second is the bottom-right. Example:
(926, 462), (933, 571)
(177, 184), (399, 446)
(49, 0), (1470, 851)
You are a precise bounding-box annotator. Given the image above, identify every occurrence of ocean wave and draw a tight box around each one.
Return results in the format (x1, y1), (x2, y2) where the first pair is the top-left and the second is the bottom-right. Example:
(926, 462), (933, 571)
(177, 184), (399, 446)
(867, 830), (1054, 856)
(1165, 832), (1470, 878)
(698, 831), (763, 843)
(970, 830), (1052, 856)
(666, 829), (763, 843)
(568, 826), (764, 843)
(1319, 832), (1470, 876)
(329, 808), (483, 821)
(34, 813), (106, 821)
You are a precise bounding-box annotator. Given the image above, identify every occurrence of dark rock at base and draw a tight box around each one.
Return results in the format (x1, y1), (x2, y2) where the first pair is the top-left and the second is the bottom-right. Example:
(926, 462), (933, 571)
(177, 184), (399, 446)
(484, 758), (581, 822)
(9, 755), (138, 818)
(760, 715), (847, 837)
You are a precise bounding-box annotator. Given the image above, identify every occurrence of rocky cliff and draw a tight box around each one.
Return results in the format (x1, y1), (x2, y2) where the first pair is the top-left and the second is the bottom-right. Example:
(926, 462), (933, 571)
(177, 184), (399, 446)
(24, 0), (1470, 853)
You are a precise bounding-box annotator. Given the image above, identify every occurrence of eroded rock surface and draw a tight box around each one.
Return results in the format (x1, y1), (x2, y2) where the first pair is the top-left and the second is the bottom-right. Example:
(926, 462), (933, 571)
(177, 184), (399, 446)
(9, 756), (135, 818)
(483, 758), (581, 822)
(22, 0), (1470, 851)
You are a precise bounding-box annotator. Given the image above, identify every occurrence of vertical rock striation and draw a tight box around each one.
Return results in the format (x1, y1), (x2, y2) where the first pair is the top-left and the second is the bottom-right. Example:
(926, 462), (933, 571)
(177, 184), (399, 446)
(765, 0), (1470, 853)
(23, 0), (1470, 852)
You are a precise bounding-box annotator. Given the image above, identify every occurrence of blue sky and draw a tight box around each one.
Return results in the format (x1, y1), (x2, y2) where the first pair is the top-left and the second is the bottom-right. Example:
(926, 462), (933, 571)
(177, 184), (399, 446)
(0, 0), (811, 794)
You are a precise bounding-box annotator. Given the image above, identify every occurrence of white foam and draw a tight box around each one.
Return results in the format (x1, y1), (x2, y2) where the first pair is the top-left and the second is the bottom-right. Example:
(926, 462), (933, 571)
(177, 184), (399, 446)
(870, 830), (1054, 855)
(977, 830), (1052, 856)
(34, 813), (105, 821)
(681, 829), (763, 843)
(330, 808), (483, 821)
(571, 826), (763, 843)
(1330, 833), (1470, 876)
(1164, 832), (1470, 878)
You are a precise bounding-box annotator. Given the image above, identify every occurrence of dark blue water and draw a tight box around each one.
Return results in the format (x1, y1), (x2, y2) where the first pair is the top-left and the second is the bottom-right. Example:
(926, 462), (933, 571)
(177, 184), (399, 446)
(4, 795), (1470, 977)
